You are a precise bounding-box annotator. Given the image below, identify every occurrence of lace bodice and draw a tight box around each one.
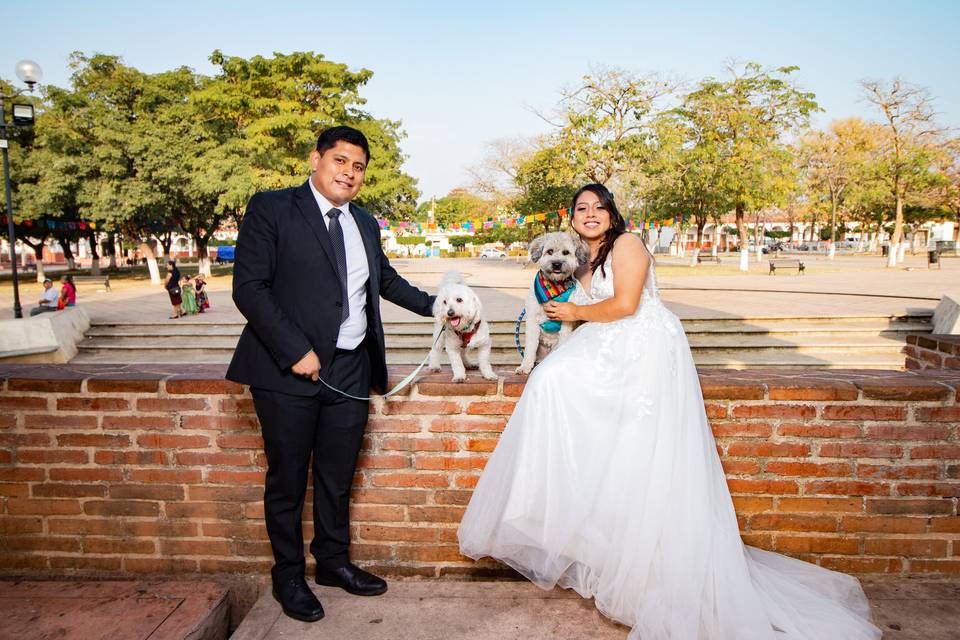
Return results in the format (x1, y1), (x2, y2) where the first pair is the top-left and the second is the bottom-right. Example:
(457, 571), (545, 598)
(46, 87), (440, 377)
(573, 254), (661, 313)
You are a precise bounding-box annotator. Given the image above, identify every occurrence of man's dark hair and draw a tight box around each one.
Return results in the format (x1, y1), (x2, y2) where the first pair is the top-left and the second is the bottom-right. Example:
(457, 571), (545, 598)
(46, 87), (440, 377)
(316, 126), (371, 164)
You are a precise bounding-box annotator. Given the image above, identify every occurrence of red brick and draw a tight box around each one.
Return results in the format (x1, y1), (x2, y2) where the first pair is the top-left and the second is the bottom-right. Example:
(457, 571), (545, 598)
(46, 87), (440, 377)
(711, 422), (772, 438)
(94, 450), (168, 465)
(137, 398), (209, 412)
(841, 516), (928, 534)
(819, 557), (903, 573)
(187, 486), (263, 502)
(466, 401), (517, 415)
(8, 378), (82, 393)
(895, 483), (960, 497)
(57, 433), (131, 448)
(914, 407), (960, 422)
(382, 400), (461, 415)
(370, 472), (449, 488)
(819, 443), (903, 459)
(357, 454), (411, 470)
(105, 416), (176, 430)
(767, 381), (858, 401)
(866, 498), (953, 515)
(0, 433), (49, 447)
(166, 502), (243, 520)
(465, 438), (499, 453)
(219, 398), (255, 413)
(0, 554), (48, 570)
(856, 464), (940, 480)
(454, 475), (480, 489)
(395, 545), (467, 562)
(866, 425), (950, 441)
(503, 380), (526, 397)
(84, 500), (160, 517)
(33, 483), (106, 498)
(175, 451), (252, 466)
(435, 490), (473, 505)
(358, 525), (439, 542)
(366, 418), (421, 433)
(726, 479), (799, 494)
(201, 522), (268, 539)
(124, 558), (199, 573)
(806, 480), (890, 496)
(207, 470), (265, 485)
(181, 415), (260, 431)
(858, 380), (951, 401)
(161, 539), (233, 556)
(731, 496), (774, 513)
(909, 445), (960, 460)
(721, 459), (761, 474)
(56, 397), (130, 412)
(351, 504), (406, 522)
(699, 380), (765, 400)
(929, 517), (960, 533)
(0, 517), (43, 534)
(749, 514), (837, 532)
(3, 536), (81, 552)
(87, 378), (160, 393)
(128, 468), (203, 484)
(778, 497), (864, 513)
(352, 489), (429, 505)
(822, 405), (905, 421)
(216, 434), (264, 449)
(776, 536), (859, 555)
(137, 433), (210, 449)
(349, 544), (394, 561)
(864, 538), (948, 557)
(910, 559), (960, 574)
(0, 396), (48, 410)
(83, 538), (156, 554)
(704, 404), (727, 419)
(430, 418), (506, 433)
(417, 380), (498, 396)
(16, 449), (88, 464)
(731, 405), (816, 420)
(379, 437), (459, 452)
(24, 414), (98, 429)
(765, 461), (851, 477)
(7, 498), (82, 515)
(165, 379), (244, 395)
(0, 467), (45, 482)
(49, 467), (121, 482)
(414, 455), (488, 471)
(109, 484), (184, 500)
(726, 442), (810, 458)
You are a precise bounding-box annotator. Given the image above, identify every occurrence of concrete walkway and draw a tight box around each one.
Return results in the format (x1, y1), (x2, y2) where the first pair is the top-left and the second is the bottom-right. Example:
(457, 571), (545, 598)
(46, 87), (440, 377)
(232, 579), (960, 640)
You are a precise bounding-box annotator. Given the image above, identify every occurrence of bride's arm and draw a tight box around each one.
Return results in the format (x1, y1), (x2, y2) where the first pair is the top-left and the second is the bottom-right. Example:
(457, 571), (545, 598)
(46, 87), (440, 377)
(545, 234), (649, 323)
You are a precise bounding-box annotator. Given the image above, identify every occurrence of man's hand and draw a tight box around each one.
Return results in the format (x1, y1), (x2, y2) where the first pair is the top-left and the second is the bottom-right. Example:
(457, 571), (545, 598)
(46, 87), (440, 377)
(292, 350), (321, 381)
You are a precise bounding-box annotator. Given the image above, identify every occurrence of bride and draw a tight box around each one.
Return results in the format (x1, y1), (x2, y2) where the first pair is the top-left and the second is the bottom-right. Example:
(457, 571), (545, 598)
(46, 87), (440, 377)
(457, 183), (881, 639)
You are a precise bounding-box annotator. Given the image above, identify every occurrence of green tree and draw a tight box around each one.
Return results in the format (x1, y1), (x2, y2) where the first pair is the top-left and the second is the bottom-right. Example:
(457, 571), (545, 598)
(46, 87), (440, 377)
(415, 189), (492, 226)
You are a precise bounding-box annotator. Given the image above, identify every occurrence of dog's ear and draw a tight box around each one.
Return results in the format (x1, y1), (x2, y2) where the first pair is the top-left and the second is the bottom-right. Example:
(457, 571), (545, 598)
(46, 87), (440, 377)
(572, 234), (590, 266)
(528, 235), (546, 262)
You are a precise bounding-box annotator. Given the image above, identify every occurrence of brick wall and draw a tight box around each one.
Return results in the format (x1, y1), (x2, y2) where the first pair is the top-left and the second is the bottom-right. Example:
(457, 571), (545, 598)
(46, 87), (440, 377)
(905, 334), (960, 371)
(1, 364), (958, 578)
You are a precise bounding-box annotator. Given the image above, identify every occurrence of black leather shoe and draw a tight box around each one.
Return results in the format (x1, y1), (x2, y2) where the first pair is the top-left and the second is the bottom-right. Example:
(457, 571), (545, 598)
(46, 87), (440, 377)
(272, 576), (325, 622)
(315, 563), (388, 596)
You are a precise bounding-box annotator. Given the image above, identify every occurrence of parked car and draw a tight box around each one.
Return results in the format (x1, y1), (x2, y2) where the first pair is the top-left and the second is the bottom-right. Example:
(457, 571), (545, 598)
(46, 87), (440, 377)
(479, 248), (507, 259)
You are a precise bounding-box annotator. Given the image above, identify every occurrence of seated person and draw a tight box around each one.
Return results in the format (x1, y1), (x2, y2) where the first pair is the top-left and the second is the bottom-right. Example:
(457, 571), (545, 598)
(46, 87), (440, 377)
(30, 278), (60, 316)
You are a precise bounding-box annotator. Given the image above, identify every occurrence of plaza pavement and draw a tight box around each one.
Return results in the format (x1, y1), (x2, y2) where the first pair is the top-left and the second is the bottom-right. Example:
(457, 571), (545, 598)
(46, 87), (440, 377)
(2, 253), (956, 325)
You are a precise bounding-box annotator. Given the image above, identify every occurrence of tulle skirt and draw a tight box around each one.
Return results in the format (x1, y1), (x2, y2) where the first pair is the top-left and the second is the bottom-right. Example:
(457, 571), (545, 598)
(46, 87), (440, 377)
(458, 302), (881, 639)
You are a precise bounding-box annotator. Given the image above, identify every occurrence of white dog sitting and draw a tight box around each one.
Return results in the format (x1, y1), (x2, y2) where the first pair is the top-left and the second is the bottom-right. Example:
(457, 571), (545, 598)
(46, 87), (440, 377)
(429, 271), (498, 382)
(515, 232), (588, 375)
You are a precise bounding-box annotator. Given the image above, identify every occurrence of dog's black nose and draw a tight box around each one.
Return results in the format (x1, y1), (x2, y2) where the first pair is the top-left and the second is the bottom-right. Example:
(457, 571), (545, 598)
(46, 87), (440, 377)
(447, 309), (456, 317)
(551, 261), (562, 270)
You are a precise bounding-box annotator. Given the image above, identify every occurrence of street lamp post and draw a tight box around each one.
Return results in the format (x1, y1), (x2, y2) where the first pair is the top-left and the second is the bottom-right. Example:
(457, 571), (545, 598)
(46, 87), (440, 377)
(1, 59), (42, 319)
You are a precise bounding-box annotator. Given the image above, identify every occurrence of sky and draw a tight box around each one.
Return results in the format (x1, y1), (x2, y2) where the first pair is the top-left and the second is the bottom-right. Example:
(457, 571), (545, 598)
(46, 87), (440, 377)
(2, 0), (957, 203)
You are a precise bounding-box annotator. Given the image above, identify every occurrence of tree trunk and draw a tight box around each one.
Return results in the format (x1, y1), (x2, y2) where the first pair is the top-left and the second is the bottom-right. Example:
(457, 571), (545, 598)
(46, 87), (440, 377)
(887, 194), (903, 267)
(712, 222), (719, 257)
(828, 196), (837, 261)
(140, 242), (162, 285)
(56, 234), (77, 270)
(755, 213), (764, 263)
(690, 221), (703, 267)
(736, 203), (749, 272)
(22, 238), (46, 283)
(106, 232), (118, 270)
(87, 230), (101, 276)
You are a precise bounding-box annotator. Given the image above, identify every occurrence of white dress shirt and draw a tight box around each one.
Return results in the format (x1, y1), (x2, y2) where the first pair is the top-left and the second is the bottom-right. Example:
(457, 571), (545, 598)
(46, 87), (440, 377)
(40, 286), (60, 308)
(308, 179), (370, 350)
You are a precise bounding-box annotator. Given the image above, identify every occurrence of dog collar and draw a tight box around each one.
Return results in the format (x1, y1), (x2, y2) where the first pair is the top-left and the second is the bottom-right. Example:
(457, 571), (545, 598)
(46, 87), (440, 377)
(460, 319), (481, 347)
(534, 273), (576, 305)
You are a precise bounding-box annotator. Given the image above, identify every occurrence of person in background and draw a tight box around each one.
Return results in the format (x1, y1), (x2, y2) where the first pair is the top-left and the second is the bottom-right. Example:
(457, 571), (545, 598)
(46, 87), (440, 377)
(30, 278), (60, 316)
(194, 274), (210, 312)
(164, 260), (183, 319)
(181, 275), (199, 315)
(59, 275), (77, 309)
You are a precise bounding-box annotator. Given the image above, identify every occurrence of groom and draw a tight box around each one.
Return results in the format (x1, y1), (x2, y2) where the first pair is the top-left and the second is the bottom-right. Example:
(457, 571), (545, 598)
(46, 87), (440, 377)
(227, 126), (435, 622)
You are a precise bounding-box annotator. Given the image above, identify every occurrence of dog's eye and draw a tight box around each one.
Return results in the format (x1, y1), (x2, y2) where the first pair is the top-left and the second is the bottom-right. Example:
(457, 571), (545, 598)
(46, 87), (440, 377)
(546, 249), (554, 255)
(456, 297), (463, 303)
(562, 250), (570, 255)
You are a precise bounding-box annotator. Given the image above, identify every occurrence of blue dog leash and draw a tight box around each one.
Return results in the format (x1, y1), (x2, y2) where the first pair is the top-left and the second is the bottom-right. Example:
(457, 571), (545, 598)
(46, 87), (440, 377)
(319, 326), (446, 401)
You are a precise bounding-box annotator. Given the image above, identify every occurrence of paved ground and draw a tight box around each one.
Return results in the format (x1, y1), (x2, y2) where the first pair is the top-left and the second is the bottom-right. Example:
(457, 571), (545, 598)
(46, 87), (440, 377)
(2, 254), (957, 324)
(0, 580), (230, 640)
(232, 578), (960, 640)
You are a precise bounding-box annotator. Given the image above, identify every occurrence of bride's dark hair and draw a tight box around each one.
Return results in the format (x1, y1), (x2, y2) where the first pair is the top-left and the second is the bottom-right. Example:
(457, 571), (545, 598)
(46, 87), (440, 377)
(570, 183), (626, 277)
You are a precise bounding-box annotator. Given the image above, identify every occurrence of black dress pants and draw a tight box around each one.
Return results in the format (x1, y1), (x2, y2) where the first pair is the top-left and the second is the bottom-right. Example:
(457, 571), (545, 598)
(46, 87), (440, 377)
(251, 347), (370, 583)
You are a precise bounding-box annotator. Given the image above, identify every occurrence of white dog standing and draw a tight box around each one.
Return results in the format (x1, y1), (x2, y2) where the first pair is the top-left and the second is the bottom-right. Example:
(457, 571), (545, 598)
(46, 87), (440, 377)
(515, 232), (588, 375)
(429, 271), (498, 382)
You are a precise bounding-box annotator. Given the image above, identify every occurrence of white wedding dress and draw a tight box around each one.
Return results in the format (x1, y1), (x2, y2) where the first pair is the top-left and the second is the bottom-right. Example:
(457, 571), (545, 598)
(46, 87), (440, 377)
(458, 256), (881, 639)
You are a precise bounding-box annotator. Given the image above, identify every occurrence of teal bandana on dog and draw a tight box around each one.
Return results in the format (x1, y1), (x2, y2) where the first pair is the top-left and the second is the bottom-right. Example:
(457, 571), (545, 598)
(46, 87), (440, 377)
(534, 272), (576, 333)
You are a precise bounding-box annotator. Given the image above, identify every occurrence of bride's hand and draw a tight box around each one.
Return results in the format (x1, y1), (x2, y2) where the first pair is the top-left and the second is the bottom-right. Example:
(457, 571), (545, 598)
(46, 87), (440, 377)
(544, 301), (578, 322)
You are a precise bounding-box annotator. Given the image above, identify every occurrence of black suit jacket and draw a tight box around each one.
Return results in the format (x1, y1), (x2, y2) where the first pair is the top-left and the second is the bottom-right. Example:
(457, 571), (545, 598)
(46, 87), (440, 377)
(226, 181), (434, 396)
